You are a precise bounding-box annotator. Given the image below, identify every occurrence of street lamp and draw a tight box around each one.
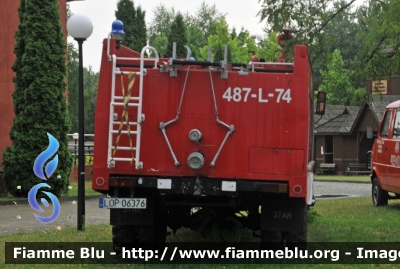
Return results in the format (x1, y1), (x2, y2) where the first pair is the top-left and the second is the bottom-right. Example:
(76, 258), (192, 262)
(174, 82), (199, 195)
(67, 14), (93, 231)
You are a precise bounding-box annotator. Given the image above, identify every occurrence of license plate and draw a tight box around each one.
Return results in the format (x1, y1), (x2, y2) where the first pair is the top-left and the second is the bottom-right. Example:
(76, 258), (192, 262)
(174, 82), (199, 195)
(99, 198), (147, 209)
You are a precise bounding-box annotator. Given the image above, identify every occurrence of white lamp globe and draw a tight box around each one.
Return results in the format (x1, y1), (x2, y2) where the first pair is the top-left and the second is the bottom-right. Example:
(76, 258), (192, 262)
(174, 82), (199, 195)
(67, 14), (93, 39)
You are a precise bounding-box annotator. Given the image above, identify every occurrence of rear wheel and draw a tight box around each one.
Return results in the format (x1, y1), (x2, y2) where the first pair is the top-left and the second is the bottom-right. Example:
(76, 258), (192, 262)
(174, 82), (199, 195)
(260, 230), (283, 250)
(137, 205), (167, 244)
(372, 178), (388, 206)
(137, 223), (167, 243)
(112, 225), (138, 253)
(112, 225), (138, 243)
(284, 209), (307, 249)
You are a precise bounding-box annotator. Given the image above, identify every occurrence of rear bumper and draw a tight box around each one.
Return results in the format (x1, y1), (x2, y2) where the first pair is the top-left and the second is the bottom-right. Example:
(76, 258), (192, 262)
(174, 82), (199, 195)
(105, 175), (292, 197)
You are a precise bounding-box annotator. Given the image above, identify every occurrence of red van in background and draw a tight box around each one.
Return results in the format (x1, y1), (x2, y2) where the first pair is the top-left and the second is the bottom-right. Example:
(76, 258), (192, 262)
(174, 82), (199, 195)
(371, 100), (400, 206)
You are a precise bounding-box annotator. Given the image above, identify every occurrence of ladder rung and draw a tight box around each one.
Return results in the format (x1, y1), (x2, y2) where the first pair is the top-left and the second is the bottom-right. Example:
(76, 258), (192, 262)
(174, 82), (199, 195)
(111, 102), (140, 107)
(111, 147), (137, 150)
(113, 121), (138, 126)
(109, 158), (135, 162)
(113, 96), (140, 101)
(111, 130), (138, 134)
(115, 70), (146, 75)
(115, 57), (157, 62)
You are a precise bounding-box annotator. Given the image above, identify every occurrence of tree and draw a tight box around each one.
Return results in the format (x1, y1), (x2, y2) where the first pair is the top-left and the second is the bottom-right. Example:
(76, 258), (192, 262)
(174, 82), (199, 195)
(200, 18), (257, 63)
(193, 1), (225, 38)
(319, 49), (354, 105)
(67, 42), (79, 134)
(152, 34), (168, 57)
(230, 27), (237, 40)
(186, 25), (206, 60)
(256, 0), (400, 86)
(115, 0), (136, 50)
(83, 67), (99, 135)
(309, 1), (366, 91)
(257, 0), (358, 64)
(2, 0), (73, 197)
(115, 0), (147, 52)
(133, 6), (147, 51)
(67, 43), (98, 135)
(149, 2), (226, 58)
(233, 28), (258, 63)
(357, 0), (400, 80)
(148, 4), (176, 46)
(350, 88), (368, 106)
(166, 13), (188, 58)
(200, 18), (233, 61)
(256, 31), (282, 62)
(184, 2), (225, 59)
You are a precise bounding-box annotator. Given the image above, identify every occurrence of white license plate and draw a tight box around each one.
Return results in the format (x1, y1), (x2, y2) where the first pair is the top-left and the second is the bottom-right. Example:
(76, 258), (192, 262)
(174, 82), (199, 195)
(99, 198), (147, 209)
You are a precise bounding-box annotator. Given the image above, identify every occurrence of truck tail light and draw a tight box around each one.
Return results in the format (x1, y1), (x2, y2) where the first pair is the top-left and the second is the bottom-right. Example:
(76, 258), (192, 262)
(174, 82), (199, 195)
(95, 177), (105, 187)
(109, 177), (137, 187)
(293, 185), (302, 194)
(187, 152), (204, 170)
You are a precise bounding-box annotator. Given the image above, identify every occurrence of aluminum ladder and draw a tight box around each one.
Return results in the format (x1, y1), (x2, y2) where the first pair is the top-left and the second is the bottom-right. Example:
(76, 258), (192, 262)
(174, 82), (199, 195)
(107, 46), (159, 170)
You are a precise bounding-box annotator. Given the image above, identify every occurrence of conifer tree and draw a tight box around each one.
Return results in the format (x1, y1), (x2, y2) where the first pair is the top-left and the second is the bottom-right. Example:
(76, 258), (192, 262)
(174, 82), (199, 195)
(134, 6), (147, 52)
(2, 0), (73, 197)
(166, 13), (188, 58)
(115, 0), (147, 52)
(115, 0), (136, 50)
(67, 42), (79, 133)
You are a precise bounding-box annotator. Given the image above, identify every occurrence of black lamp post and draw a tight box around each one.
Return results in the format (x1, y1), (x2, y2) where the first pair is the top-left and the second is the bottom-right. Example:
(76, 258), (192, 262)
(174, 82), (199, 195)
(67, 14), (93, 231)
(73, 133), (78, 165)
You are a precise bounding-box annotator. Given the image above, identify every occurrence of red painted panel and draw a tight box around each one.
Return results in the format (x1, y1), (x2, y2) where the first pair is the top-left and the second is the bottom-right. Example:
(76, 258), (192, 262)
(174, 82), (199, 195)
(93, 39), (312, 198)
(248, 148), (304, 175)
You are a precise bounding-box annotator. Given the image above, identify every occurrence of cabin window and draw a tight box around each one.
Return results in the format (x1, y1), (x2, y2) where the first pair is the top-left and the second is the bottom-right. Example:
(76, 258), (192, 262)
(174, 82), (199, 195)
(394, 110), (400, 139)
(380, 111), (391, 138)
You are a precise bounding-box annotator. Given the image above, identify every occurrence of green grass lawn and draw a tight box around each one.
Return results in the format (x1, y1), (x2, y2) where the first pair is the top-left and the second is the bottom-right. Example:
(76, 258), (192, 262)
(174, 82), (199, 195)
(1, 197), (399, 268)
(64, 181), (100, 197)
(309, 196), (400, 241)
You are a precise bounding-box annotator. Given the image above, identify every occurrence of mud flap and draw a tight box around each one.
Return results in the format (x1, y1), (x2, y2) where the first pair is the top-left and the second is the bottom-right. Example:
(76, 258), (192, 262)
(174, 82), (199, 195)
(260, 199), (307, 232)
(110, 196), (154, 226)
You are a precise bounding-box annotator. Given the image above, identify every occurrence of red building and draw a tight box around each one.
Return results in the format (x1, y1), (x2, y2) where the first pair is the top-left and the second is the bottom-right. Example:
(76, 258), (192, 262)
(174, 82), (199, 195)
(0, 0), (78, 167)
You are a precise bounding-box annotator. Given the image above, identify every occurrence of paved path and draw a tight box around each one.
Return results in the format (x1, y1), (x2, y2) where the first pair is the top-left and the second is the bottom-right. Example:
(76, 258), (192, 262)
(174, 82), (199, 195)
(313, 181), (371, 199)
(0, 196), (108, 236)
(0, 181), (372, 236)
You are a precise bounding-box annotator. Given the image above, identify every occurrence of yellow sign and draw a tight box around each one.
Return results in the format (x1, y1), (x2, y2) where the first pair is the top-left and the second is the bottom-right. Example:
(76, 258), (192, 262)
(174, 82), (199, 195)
(372, 80), (387, 95)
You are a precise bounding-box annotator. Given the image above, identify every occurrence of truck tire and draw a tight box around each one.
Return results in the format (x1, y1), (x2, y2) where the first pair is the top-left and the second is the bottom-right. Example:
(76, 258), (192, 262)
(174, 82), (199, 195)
(137, 223), (167, 243)
(261, 230), (283, 250)
(285, 209), (307, 249)
(137, 205), (167, 243)
(372, 178), (388, 206)
(112, 225), (138, 252)
(112, 225), (138, 243)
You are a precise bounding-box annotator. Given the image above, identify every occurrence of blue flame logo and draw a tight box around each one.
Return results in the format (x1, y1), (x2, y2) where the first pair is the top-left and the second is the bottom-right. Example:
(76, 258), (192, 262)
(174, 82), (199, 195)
(28, 133), (61, 224)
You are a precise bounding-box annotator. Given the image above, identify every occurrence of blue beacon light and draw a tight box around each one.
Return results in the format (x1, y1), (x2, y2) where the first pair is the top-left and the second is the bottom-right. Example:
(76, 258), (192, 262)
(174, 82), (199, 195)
(111, 20), (125, 49)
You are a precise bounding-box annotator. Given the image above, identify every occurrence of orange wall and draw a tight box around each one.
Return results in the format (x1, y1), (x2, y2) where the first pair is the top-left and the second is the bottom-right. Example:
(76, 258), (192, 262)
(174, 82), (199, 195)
(0, 0), (68, 167)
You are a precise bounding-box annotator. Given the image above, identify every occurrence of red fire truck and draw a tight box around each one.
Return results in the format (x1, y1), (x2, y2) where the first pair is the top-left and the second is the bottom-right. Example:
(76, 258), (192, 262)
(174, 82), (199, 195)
(370, 100), (400, 206)
(92, 29), (323, 246)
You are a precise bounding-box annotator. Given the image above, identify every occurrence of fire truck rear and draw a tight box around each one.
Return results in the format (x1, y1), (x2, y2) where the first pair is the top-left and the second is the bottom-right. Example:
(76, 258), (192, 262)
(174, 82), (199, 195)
(92, 29), (319, 246)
